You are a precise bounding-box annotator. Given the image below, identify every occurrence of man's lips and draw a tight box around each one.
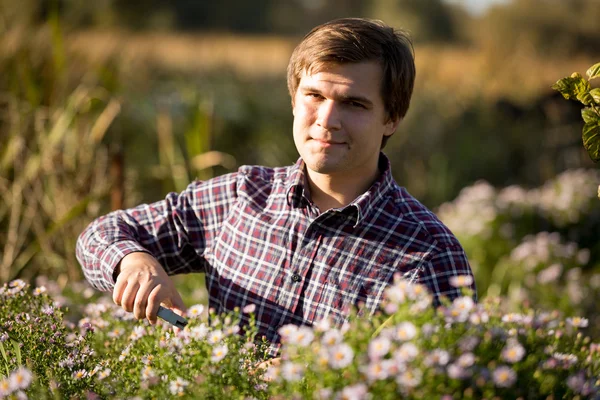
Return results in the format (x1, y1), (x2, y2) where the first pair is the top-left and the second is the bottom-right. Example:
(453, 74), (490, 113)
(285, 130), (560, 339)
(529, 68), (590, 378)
(311, 138), (345, 147)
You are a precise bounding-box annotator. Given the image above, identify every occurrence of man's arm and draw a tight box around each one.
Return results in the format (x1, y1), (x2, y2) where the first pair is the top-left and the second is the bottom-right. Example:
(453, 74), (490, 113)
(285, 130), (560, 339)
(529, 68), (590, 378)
(76, 172), (240, 322)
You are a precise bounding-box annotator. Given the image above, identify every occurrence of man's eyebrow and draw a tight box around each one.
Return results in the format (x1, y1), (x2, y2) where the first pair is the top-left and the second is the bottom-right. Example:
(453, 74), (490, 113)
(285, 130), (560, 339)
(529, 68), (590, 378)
(299, 86), (373, 106)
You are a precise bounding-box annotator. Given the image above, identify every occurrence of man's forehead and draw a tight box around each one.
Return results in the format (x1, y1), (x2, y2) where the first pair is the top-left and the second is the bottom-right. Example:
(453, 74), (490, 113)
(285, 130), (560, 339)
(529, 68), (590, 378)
(303, 60), (382, 77)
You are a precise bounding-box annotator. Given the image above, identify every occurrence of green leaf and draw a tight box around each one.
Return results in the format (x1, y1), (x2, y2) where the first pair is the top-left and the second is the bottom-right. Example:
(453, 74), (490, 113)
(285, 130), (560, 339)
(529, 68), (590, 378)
(582, 121), (600, 162)
(552, 73), (591, 103)
(590, 88), (600, 104)
(586, 62), (600, 80)
(582, 108), (599, 124)
(0, 341), (10, 376)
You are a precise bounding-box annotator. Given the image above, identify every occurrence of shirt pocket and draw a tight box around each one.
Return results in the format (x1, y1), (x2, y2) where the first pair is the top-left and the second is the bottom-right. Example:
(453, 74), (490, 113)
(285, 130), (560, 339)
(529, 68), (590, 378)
(317, 247), (427, 325)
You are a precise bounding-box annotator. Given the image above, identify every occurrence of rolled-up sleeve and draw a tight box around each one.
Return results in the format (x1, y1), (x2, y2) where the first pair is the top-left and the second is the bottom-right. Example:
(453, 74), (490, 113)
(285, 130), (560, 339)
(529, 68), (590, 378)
(76, 172), (239, 291)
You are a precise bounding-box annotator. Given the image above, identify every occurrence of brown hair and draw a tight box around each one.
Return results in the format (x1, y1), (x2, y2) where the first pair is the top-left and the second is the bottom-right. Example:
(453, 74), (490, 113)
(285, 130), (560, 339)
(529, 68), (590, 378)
(287, 18), (416, 148)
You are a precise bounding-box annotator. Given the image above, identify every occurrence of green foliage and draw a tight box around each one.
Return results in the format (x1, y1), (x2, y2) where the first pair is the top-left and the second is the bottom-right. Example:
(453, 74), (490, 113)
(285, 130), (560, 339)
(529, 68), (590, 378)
(0, 280), (101, 398)
(552, 63), (600, 162)
(2, 278), (600, 398)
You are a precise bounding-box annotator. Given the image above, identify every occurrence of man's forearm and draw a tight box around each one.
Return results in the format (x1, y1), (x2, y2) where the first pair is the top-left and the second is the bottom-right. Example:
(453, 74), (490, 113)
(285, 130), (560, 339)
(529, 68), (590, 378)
(76, 210), (152, 292)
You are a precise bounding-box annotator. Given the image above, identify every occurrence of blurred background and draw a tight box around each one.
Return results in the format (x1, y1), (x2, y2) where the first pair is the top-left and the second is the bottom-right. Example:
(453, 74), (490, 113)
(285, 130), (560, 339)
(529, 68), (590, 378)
(1, 0), (600, 331)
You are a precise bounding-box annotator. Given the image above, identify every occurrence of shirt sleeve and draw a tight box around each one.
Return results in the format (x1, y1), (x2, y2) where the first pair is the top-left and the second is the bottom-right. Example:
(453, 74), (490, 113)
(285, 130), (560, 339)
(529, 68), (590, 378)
(417, 243), (477, 307)
(76, 172), (240, 292)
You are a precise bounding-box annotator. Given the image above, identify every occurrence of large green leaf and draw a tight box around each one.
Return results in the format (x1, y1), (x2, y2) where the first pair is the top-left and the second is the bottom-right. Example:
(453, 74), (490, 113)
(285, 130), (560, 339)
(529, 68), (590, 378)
(582, 121), (600, 162)
(552, 73), (591, 102)
(590, 88), (600, 104)
(586, 62), (600, 80)
(581, 108), (599, 125)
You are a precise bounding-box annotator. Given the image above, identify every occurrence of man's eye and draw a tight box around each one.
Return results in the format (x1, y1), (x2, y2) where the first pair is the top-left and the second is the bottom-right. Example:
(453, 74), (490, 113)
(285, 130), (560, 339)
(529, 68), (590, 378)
(350, 101), (366, 108)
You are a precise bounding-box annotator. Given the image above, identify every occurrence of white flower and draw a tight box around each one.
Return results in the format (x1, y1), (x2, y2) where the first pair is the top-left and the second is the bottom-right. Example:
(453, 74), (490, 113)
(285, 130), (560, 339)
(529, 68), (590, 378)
(321, 329), (343, 346)
(314, 317), (332, 332)
(501, 340), (526, 363)
(447, 363), (470, 380)
(395, 322), (417, 341)
(281, 362), (304, 382)
(339, 383), (368, 400)
(118, 345), (131, 361)
(33, 286), (47, 296)
(493, 366), (517, 388)
(108, 327), (125, 339)
(9, 367), (32, 391)
(190, 323), (209, 340)
(469, 311), (489, 325)
(98, 368), (111, 380)
(187, 304), (205, 318)
(328, 343), (354, 369)
(211, 345), (229, 363)
(141, 354), (155, 365)
(316, 387), (333, 399)
(368, 336), (391, 360)
(394, 342), (419, 363)
(445, 296), (475, 322)
(243, 303), (256, 314)
(424, 349), (450, 367)
(207, 329), (224, 344)
(501, 313), (524, 324)
(456, 353), (475, 368)
(263, 365), (280, 382)
(72, 369), (87, 380)
(141, 366), (156, 381)
(566, 317), (589, 328)
(362, 360), (389, 382)
(396, 368), (422, 388)
(384, 283), (407, 304)
(0, 378), (11, 397)
(449, 275), (474, 288)
(288, 326), (314, 347)
(129, 325), (146, 341)
(169, 377), (189, 395)
(278, 324), (298, 341)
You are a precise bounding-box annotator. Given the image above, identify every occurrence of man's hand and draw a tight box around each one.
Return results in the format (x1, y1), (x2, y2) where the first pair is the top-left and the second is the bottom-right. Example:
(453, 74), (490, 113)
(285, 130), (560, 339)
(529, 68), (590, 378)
(112, 252), (187, 327)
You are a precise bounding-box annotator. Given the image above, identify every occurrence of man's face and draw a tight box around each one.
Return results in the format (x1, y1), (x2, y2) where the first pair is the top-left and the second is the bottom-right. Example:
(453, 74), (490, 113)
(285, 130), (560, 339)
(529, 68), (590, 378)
(292, 61), (399, 179)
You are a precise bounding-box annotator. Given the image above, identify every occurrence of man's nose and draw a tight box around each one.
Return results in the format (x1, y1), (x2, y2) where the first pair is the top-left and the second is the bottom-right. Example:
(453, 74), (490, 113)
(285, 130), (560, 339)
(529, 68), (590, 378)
(316, 100), (341, 131)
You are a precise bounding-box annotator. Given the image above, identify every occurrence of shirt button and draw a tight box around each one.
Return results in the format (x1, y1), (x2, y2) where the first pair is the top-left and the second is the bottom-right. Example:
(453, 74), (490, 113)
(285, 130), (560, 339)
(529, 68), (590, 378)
(291, 273), (302, 283)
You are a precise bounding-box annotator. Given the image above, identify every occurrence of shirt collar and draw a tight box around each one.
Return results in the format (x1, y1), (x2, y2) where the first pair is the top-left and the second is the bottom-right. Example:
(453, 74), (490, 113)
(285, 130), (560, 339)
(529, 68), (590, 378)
(347, 153), (396, 227)
(285, 158), (308, 208)
(285, 153), (396, 226)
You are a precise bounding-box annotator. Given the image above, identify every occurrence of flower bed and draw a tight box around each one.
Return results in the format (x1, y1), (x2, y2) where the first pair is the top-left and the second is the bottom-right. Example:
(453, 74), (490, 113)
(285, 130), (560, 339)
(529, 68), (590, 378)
(1, 277), (599, 399)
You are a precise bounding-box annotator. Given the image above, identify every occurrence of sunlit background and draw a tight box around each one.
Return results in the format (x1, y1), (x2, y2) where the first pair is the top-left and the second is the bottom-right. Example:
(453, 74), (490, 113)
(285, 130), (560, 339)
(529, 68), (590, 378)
(1, 0), (600, 332)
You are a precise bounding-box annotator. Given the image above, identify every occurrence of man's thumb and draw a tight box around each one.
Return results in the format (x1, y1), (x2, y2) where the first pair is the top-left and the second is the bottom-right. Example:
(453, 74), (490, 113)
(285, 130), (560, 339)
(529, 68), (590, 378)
(167, 290), (187, 316)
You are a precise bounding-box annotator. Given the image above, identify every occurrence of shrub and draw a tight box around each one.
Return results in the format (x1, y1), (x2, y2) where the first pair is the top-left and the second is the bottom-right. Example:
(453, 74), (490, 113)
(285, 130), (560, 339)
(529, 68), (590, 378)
(1, 277), (599, 399)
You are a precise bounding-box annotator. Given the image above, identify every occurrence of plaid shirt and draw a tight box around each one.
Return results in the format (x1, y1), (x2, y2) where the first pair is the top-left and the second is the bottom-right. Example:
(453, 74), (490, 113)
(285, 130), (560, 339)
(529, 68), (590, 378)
(77, 154), (475, 355)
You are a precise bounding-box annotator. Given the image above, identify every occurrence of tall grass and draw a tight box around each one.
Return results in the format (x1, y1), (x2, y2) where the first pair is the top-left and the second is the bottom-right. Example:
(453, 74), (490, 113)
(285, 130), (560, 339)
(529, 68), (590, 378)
(0, 86), (118, 283)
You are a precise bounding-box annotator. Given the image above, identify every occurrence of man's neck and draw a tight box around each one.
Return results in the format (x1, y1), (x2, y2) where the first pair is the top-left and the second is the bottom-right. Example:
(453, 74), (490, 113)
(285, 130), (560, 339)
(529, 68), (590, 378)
(305, 163), (380, 212)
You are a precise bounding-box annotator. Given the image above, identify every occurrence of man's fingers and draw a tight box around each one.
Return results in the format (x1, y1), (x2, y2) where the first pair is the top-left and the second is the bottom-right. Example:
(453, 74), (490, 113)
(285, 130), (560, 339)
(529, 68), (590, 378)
(133, 281), (155, 320)
(146, 285), (163, 325)
(120, 281), (140, 312)
(112, 277), (126, 306)
(170, 290), (188, 315)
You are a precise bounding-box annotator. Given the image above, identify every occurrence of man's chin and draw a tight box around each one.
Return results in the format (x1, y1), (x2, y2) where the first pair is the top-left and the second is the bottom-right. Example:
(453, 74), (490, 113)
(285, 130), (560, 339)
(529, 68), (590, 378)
(304, 157), (343, 175)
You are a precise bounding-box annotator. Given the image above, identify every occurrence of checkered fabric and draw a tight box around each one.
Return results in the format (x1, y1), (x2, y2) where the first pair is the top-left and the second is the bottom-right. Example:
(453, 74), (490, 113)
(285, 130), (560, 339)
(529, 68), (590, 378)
(77, 153), (475, 356)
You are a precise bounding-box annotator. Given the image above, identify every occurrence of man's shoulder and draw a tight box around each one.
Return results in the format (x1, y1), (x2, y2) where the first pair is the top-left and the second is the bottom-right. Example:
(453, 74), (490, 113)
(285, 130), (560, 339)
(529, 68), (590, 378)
(387, 186), (463, 250)
(237, 164), (291, 184)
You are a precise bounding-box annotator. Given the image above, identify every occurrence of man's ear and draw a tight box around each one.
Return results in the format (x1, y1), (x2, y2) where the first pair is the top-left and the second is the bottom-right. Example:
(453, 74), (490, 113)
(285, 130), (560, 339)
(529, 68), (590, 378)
(384, 117), (401, 137)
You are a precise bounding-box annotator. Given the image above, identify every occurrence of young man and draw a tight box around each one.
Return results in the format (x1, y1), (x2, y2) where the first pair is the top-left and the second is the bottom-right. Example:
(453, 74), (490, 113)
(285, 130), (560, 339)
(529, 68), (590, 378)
(77, 18), (475, 356)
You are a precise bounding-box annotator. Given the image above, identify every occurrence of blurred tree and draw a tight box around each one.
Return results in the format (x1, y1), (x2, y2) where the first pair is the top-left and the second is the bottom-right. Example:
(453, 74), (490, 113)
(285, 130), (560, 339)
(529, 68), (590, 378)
(473, 0), (600, 57)
(368, 0), (457, 42)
